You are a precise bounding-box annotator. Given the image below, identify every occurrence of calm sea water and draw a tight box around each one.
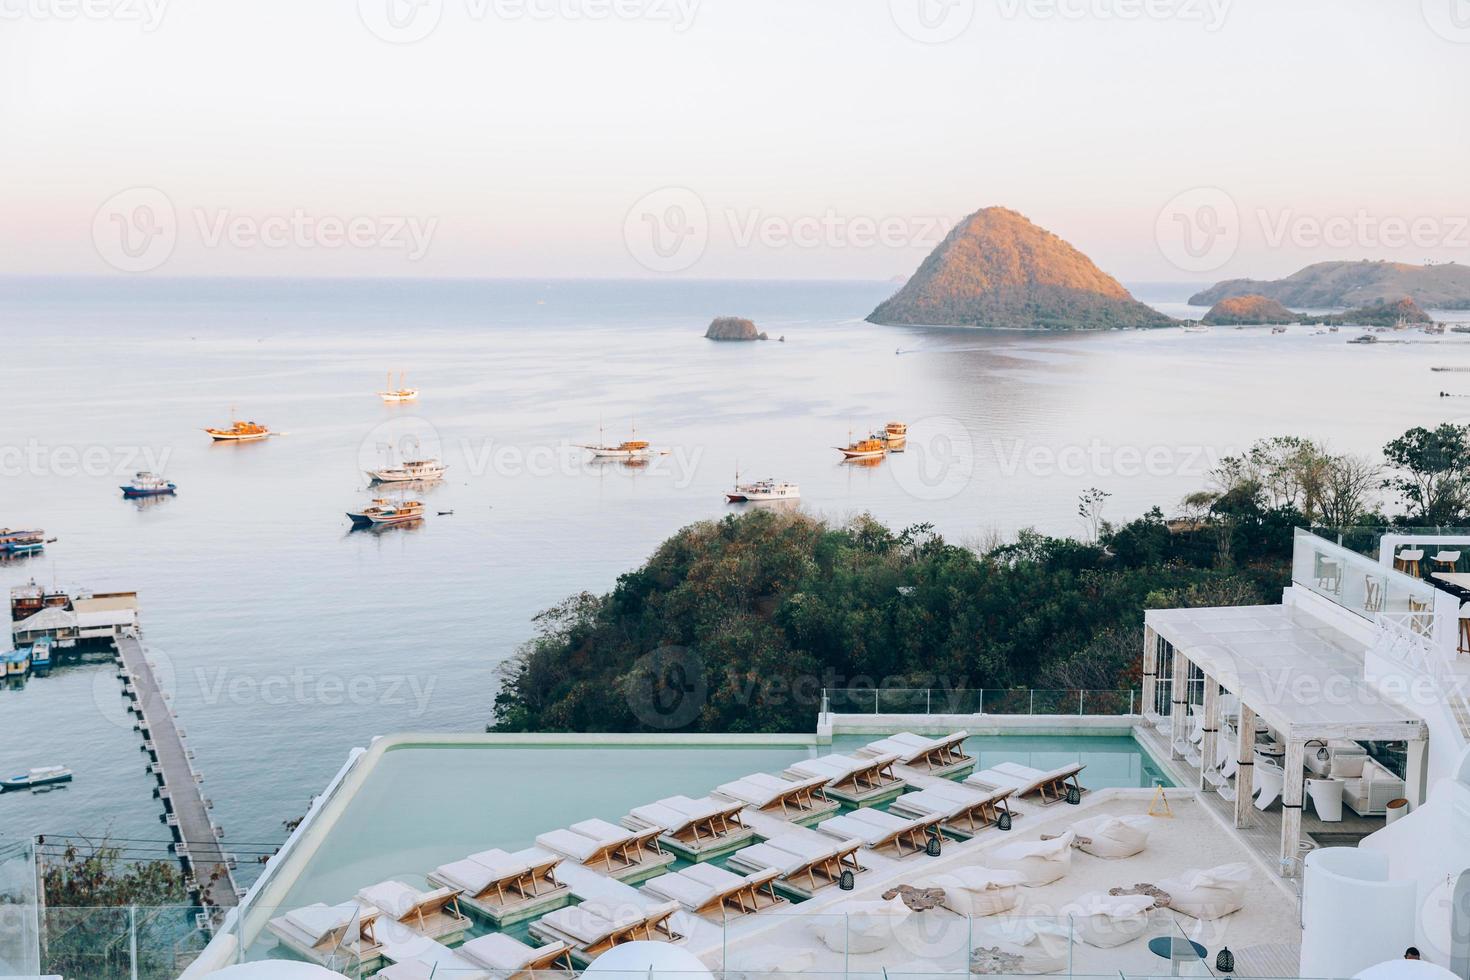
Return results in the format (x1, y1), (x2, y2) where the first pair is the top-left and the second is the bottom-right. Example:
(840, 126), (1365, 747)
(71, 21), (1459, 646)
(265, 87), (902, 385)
(2, 277), (1468, 882)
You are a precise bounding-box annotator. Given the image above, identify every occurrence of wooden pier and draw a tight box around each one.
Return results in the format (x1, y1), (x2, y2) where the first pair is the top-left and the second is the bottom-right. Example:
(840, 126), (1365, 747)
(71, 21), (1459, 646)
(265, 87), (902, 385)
(114, 633), (240, 918)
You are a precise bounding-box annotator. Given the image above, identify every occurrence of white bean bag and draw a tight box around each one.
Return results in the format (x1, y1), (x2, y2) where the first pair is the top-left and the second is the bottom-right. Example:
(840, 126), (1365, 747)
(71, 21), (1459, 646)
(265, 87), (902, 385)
(923, 868), (1027, 916)
(970, 920), (1071, 975)
(1070, 814), (1152, 859)
(1156, 862), (1251, 919)
(727, 947), (816, 980)
(1062, 891), (1155, 948)
(811, 895), (911, 954)
(988, 831), (1075, 886)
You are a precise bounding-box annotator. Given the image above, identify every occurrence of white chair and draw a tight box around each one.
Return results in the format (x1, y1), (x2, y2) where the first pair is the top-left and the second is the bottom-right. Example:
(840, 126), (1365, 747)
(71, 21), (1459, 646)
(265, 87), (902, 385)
(1395, 548), (1424, 577)
(1460, 601), (1470, 656)
(1432, 550), (1461, 572)
(1306, 777), (1344, 822)
(1063, 891), (1155, 948)
(1254, 757), (1284, 811)
(1156, 863), (1250, 920)
(990, 832), (1075, 885)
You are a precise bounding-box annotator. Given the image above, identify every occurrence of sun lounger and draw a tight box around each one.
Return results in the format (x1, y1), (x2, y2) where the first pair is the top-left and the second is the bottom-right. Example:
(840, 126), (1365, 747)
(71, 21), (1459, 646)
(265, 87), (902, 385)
(356, 880), (469, 945)
(861, 731), (972, 771)
(374, 935), (486, 980)
(267, 900), (381, 967)
(643, 863), (785, 919)
(535, 819), (665, 875)
(530, 899), (683, 961)
(728, 831), (865, 895)
(458, 933), (574, 979)
(889, 782), (1014, 834)
(816, 806), (944, 856)
(714, 772), (835, 819)
(785, 752), (905, 799)
(626, 795), (747, 844)
(429, 846), (568, 915)
(965, 762), (1086, 804)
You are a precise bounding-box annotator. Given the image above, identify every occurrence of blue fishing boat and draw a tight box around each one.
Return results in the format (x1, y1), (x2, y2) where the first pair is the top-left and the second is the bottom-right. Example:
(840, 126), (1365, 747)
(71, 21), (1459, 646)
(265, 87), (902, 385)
(1, 766), (72, 791)
(29, 637), (52, 676)
(120, 472), (177, 497)
(0, 528), (45, 554)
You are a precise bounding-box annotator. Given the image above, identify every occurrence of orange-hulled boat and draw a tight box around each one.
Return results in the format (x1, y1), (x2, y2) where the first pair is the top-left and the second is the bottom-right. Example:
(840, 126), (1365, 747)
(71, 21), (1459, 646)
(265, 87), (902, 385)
(884, 422), (908, 452)
(836, 433), (887, 460)
(204, 418), (270, 442)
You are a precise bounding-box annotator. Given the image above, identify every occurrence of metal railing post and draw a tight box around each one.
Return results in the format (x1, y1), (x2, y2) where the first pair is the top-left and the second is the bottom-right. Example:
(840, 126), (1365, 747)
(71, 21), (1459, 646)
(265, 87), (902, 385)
(977, 689), (984, 715)
(926, 689), (932, 714)
(1029, 690), (1035, 715)
(874, 690), (879, 714)
(129, 904), (139, 980)
(1130, 689), (1135, 716)
(1079, 690), (1084, 715)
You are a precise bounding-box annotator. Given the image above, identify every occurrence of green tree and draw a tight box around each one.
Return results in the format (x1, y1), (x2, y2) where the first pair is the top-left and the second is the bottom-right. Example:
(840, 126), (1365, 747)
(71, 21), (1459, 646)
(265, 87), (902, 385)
(1382, 424), (1470, 524)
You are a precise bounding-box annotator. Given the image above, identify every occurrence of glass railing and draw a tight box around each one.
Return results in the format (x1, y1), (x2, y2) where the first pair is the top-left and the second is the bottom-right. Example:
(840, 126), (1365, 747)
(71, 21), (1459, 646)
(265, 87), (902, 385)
(1292, 528), (1439, 621)
(821, 688), (1139, 716)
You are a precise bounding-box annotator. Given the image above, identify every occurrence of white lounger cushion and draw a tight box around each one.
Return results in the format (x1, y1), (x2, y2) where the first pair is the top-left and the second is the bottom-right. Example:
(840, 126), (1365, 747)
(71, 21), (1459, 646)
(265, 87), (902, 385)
(816, 806), (920, 846)
(891, 783), (993, 819)
(920, 868), (1025, 916)
(717, 772), (827, 808)
(435, 858), (506, 895)
(971, 920), (1071, 975)
(377, 936), (481, 980)
(989, 832), (1075, 885)
(570, 818), (636, 844)
(1070, 814), (1152, 859)
(536, 828), (614, 863)
(458, 932), (563, 971)
(538, 901), (644, 943)
(1157, 862), (1251, 919)
(283, 902), (362, 946)
(1063, 892), (1155, 948)
(358, 881), (431, 920)
(811, 895), (911, 953)
(644, 870), (721, 909)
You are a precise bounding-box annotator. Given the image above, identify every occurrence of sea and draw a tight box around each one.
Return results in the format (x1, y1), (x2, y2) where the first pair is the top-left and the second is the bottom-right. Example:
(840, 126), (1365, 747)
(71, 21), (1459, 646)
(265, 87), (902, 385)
(2, 276), (1468, 882)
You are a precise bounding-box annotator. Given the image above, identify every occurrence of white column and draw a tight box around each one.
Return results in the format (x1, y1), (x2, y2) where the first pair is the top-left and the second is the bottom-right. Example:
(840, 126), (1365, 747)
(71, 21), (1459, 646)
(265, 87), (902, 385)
(1280, 738), (1306, 877)
(1141, 626), (1158, 720)
(1199, 678), (1220, 792)
(1405, 739), (1429, 808)
(1170, 649), (1190, 760)
(1234, 703), (1256, 828)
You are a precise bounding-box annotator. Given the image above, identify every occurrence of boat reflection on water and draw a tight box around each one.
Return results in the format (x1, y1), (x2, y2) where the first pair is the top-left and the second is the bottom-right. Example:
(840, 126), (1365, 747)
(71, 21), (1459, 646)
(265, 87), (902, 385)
(839, 454), (885, 468)
(726, 497), (800, 513)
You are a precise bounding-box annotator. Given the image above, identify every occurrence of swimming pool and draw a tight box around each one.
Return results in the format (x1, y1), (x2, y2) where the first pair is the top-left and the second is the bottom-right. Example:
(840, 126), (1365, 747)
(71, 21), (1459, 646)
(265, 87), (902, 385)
(247, 730), (1170, 930)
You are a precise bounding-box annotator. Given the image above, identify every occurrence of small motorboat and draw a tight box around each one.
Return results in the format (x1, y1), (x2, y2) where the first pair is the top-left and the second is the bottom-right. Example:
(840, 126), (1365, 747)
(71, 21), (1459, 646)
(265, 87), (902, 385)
(120, 472), (177, 497)
(28, 637), (52, 676)
(2, 766), (73, 791)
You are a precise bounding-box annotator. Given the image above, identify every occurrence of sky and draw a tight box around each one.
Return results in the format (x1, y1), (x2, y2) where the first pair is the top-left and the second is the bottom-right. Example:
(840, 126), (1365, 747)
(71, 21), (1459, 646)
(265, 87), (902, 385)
(2, 0), (1468, 282)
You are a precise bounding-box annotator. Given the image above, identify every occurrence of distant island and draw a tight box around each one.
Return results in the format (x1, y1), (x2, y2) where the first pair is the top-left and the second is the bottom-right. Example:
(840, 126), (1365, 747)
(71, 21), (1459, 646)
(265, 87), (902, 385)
(1202, 295), (1296, 325)
(705, 316), (767, 341)
(1299, 297), (1433, 327)
(1191, 260), (1470, 310)
(868, 207), (1177, 331)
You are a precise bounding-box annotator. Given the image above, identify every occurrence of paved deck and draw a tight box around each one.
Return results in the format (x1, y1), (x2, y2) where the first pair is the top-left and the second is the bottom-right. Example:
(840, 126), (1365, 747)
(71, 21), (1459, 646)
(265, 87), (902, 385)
(116, 634), (239, 915)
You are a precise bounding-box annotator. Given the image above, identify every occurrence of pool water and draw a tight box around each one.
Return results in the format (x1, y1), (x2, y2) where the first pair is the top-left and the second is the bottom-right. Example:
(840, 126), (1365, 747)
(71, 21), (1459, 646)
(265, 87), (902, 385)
(262, 733), (1168, 919)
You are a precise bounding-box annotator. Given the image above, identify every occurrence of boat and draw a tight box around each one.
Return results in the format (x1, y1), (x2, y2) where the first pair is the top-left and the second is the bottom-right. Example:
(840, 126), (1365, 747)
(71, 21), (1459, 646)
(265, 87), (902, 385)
(1271, 326), (1288, 334)
(577, 423), (667, 460)
(377, 371), (419, 403)
(29, 637), (52, 676)
(365, 457), (447, 484)
(1, 766), (73, 791)
(120, 472), (177, 497)
(725, 472), (800, 503)
(4, 647), (30, 677)
(1349, 334), (1378, 345)
(1182, 324), (1210, 334)
(346, 498), (426, 527)
(835, 432), (887, 460)
(204, 412), (270, 442)
(0, 529), (46, 555)
(883, 422), (908, 452)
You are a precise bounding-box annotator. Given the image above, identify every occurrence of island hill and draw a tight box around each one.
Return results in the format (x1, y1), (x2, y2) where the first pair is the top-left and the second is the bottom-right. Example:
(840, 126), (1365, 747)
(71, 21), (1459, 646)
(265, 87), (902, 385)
(868, 207), (1177, 331)
(1191, 260), (1470, 310)
(1202, 294), (1433, 327)
(705, 316), (768, 341)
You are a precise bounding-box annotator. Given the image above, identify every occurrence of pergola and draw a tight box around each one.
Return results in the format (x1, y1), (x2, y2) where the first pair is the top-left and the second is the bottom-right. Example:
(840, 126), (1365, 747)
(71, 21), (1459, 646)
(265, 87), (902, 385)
(1143, 603), (1427, 875)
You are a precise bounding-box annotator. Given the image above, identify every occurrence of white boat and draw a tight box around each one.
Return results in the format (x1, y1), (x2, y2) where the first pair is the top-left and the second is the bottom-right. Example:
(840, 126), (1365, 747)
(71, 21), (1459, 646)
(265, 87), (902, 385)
(726, 476), (800, 503)
(377, 371), (419, 402)
(2, 766), (72, 791)
(577, 423), (667, 460)
(365, 458), (447, 483)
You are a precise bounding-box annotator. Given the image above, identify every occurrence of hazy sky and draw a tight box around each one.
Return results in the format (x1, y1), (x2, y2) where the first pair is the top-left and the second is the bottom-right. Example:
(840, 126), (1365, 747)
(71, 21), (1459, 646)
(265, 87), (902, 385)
(3, 0), (1468, 281)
